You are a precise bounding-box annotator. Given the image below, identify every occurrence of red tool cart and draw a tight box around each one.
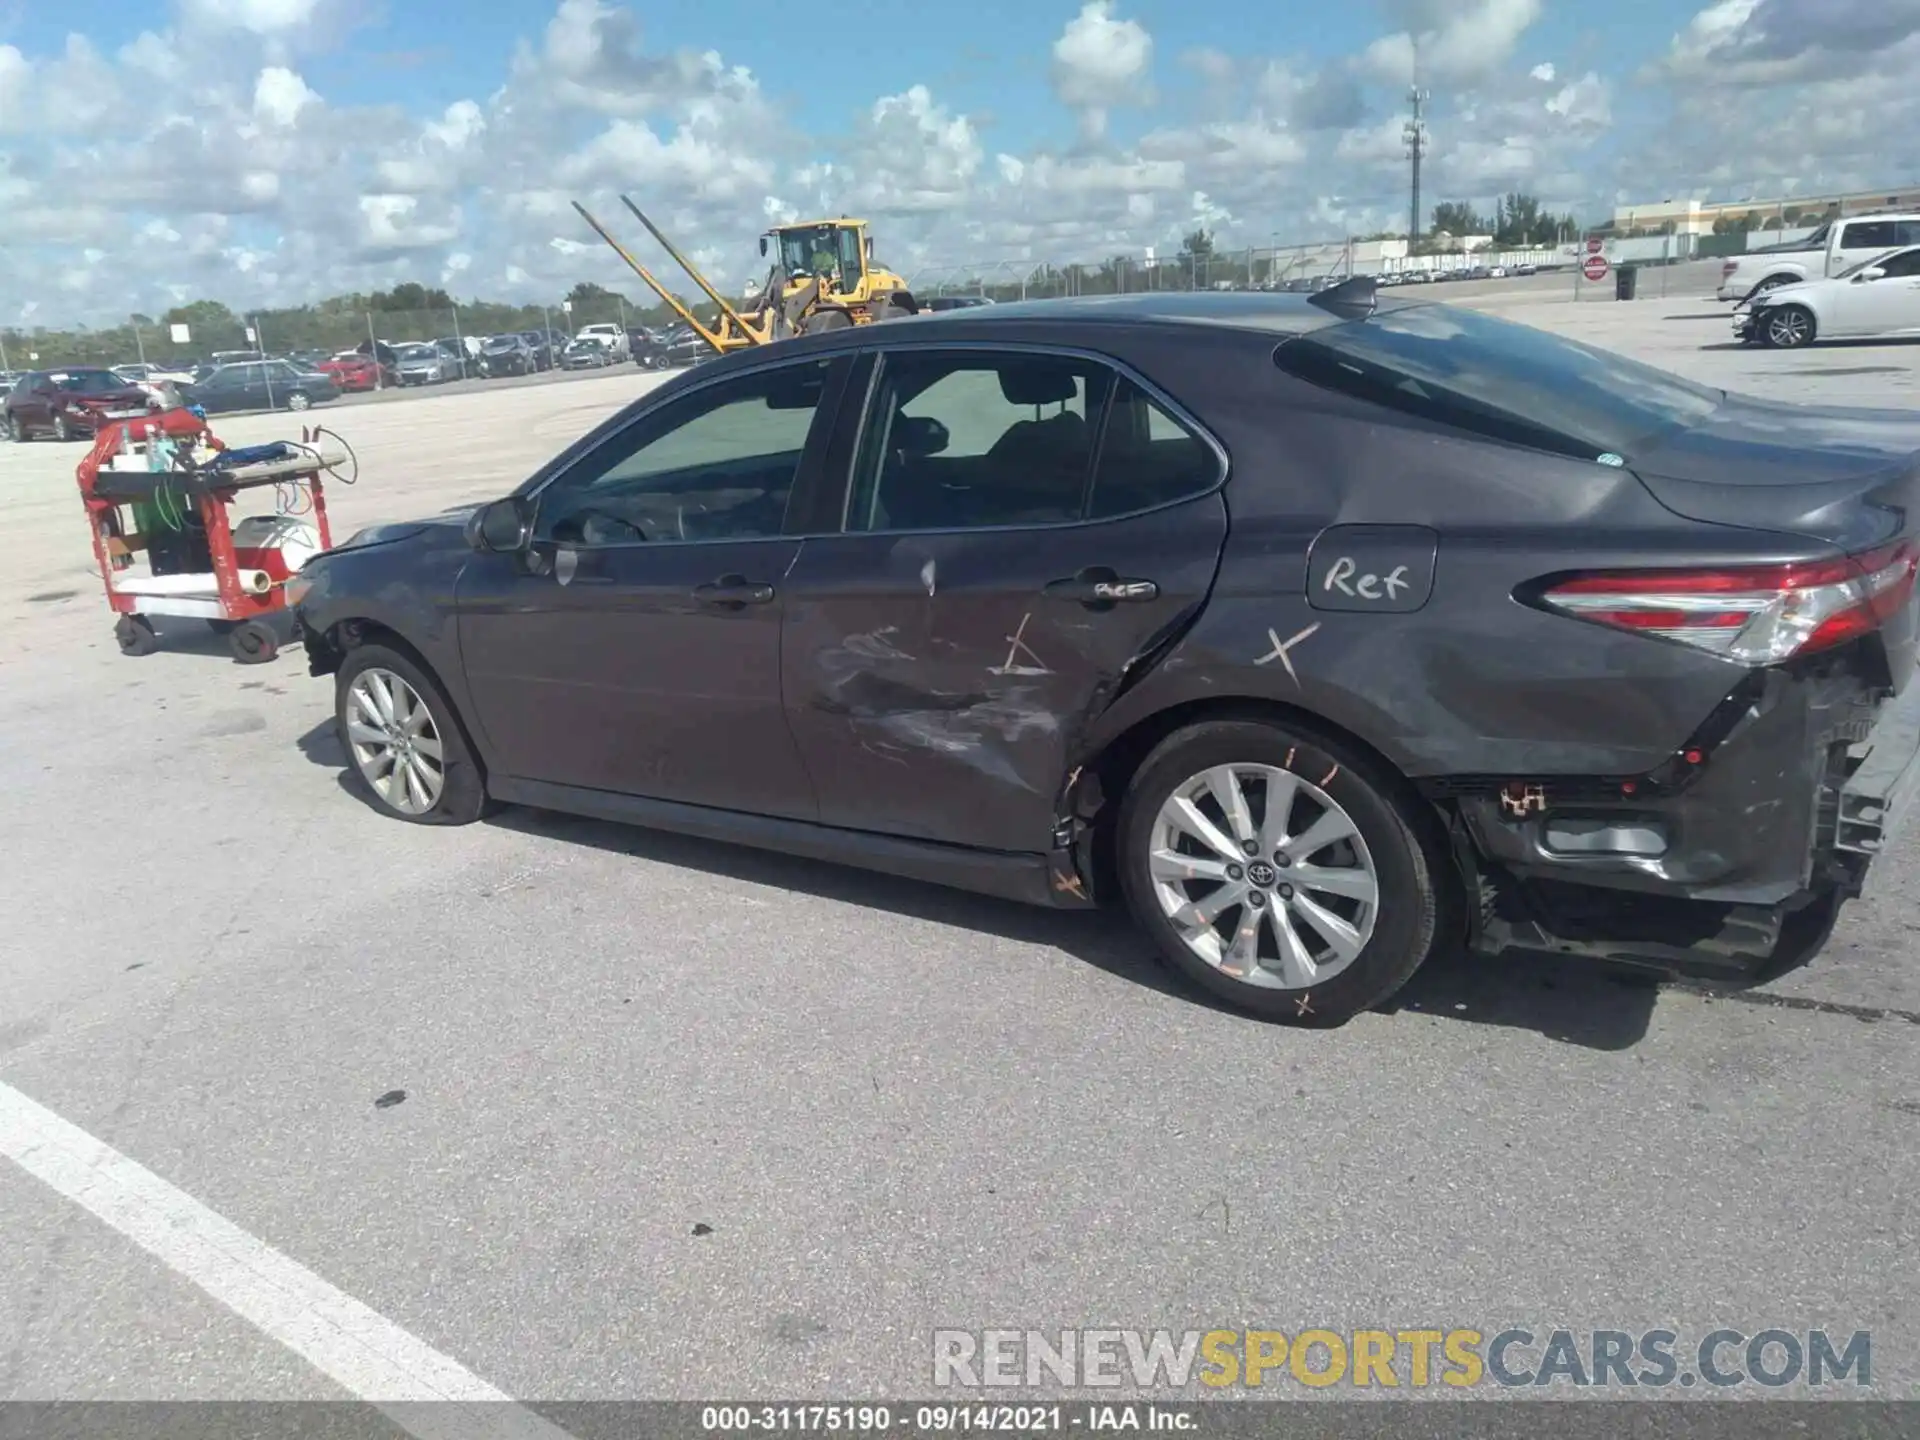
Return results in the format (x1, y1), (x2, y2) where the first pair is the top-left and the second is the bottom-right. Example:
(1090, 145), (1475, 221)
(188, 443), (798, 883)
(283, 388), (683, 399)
(76, 407), (354, 664)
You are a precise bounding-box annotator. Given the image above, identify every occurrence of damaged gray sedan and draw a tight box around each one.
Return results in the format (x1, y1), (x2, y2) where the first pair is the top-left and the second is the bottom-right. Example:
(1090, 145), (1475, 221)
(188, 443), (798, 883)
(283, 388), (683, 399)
(291, 285), (1920, 1026)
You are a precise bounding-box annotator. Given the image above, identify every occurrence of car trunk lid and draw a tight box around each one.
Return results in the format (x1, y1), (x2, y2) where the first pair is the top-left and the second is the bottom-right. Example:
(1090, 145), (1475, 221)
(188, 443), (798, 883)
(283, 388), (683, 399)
(1623, 395), (1920, 689)
(1630, 395), (1920, 554)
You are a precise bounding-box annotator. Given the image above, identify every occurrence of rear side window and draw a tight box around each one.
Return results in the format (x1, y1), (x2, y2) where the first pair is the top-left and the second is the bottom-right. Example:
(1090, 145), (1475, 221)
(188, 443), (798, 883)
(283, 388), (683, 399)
(1086, 379), (1220, 519)
(1271, 304), (1723, 462)
(1840, 220), (1899, 250)
(845, 353), (1113, 532)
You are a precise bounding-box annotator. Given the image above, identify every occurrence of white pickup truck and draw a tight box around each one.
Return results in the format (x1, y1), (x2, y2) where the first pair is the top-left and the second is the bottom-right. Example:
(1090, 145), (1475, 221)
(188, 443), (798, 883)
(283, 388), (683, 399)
(573, 323), (631, 361)
(1718, 212), (1920, 300)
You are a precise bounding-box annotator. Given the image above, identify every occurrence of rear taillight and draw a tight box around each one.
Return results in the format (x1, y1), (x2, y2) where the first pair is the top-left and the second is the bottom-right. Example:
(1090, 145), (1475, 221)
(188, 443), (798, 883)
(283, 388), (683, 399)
(1721, 261), (1739, 277)
(1535, 542), (1920, 664)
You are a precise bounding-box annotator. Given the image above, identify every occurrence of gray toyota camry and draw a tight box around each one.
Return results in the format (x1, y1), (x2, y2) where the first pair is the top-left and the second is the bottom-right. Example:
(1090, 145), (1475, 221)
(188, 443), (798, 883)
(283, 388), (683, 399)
(291, 283), (1920, 1025)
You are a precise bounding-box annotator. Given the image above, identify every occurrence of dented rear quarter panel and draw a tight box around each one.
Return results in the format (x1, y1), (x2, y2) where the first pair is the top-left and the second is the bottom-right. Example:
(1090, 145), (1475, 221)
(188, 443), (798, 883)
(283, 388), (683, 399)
(1083, 356), (1823, 782)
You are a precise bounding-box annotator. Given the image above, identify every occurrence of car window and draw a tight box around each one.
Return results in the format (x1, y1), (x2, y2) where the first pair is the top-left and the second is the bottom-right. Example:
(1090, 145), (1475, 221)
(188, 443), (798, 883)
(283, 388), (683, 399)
(1840, 220), (1899, 250)
(1272, 304), (1723, 463)
(1876, 249), (1920, 279)
(1086, 379), (1222, 519)
(52, 370), (127, 393)
(537, 361), (831, 546)
(845, 352), (1114, 533)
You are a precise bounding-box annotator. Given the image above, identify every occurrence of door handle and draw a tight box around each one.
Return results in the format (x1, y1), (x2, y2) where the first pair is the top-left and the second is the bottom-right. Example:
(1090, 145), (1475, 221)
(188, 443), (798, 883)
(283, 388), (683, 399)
(1043, 567), (1159, 608)
(693, 575), (776, 608)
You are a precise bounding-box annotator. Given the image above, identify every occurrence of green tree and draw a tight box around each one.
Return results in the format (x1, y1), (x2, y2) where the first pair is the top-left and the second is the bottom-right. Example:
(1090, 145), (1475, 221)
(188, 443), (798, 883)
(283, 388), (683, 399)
(1430, 201), (1486, 237)
(1179, 228), (1215, 259)
(161, 299), (237, 330)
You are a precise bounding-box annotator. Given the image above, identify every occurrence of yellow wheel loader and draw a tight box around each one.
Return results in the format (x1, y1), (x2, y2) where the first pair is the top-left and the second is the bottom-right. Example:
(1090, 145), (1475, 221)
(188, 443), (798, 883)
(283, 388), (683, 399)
(573, 197), (921, 358)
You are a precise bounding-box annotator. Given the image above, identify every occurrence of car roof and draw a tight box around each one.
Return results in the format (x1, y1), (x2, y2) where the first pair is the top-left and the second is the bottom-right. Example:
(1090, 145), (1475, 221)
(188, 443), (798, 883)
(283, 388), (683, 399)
(708, 286), (1414, 372)
(911, 289), (1373, 336)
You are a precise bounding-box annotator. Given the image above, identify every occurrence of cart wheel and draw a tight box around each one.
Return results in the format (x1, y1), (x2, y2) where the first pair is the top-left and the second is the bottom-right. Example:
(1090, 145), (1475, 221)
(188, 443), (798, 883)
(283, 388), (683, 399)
(114, 614), (158, 656)
(229, 619), (279, 664)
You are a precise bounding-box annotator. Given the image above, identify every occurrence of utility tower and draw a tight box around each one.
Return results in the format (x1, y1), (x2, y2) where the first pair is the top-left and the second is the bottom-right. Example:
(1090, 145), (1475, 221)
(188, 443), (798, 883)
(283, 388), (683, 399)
(1404, 81), (1429, 244)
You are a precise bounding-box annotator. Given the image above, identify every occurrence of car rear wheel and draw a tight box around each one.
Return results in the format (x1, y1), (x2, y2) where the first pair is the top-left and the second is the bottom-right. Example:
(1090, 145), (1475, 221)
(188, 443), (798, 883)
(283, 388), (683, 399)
(287, 392), (312, 411)
(1118, 719), (1449, 1026)
(335, 643), (491, 826)
(1763, 305), (1816, 349)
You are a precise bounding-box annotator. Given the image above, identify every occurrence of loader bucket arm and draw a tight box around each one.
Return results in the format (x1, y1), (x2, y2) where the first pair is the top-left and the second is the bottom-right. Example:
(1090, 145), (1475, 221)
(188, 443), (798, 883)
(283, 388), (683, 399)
(571, 202), (732, 354)
(620, 196), (764, 343)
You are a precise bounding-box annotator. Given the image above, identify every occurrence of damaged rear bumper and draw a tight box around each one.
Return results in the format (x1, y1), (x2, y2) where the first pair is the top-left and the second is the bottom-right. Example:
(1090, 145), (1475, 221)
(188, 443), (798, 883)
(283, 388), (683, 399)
(1426, 669), (1920, 975)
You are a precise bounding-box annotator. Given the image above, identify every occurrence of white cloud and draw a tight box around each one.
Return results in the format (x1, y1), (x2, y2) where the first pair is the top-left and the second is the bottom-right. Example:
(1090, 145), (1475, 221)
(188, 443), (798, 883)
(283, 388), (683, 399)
(178, 0), (324, 34)
(0, 0), (1901, 327)
(253, 67), (317, 127)
(1051, 0), (1154, 142)
(1364, 0), (1544, 85)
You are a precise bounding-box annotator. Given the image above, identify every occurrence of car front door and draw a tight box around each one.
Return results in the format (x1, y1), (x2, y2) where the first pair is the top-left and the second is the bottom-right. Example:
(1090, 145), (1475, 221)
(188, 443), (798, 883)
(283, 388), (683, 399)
(1856, 248), (1920, 335)
(455, 355), (850, 819)
(778, 346), (1231, 852)
(1833, 219), (1898, 275)
(13, 376), (52, 432)
(1823, 248), (1920, 336)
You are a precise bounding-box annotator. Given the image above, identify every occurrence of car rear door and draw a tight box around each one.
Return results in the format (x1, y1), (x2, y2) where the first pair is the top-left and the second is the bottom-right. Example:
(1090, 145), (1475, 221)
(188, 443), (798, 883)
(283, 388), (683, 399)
(455, 354), (852, 820)
(778, 344), (1230, 853)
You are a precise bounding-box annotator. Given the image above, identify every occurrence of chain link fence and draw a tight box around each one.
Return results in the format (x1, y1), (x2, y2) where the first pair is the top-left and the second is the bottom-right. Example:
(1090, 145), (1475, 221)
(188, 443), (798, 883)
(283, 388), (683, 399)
(905, 239), (1364, 303)
(0, 295), (687, 374)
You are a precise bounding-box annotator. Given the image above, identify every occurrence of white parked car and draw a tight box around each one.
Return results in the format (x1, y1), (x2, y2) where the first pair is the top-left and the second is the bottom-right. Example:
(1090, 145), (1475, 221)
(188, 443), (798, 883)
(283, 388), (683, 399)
(1733, 245), (1920, 348)
(572, 323), (630, 361)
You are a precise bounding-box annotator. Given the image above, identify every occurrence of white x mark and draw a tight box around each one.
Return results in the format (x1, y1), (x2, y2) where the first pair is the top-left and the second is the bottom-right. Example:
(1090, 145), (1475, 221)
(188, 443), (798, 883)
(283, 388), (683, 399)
(1256, 622), (1320, 684)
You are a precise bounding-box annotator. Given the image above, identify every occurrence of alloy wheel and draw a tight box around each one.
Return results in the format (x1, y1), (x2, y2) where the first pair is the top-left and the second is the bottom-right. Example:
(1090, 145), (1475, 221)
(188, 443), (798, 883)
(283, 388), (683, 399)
(344, 668), (447, 815)
(1147, 763), (1378, 989)
(1765, 308), (1811, 347)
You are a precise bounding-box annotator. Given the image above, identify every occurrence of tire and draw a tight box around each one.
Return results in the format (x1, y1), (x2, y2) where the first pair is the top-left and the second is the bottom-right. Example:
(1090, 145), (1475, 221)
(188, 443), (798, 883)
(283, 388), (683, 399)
(1117, 719), (1449, 1026)
(1749, 275), (1796, 300)
(53, 412), (71, 442)
(1763, 304), (1816, 349)
(114, 614), (158, 656)
(229, 619), (279, 664)
(806, 308), (853, 333)
(287, 391), (312, 412)
(335, 642), (492, 825)
(0, 413), (15, 441)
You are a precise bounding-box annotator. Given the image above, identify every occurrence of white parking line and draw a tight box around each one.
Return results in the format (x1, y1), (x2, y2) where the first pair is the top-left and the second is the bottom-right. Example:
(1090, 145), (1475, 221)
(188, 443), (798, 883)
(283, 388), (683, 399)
(0, 1079), (574, 1440)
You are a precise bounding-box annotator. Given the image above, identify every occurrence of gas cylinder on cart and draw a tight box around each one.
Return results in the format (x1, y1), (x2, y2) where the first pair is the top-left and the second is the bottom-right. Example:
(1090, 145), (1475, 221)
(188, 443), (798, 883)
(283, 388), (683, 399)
(231, 515), (323, 581)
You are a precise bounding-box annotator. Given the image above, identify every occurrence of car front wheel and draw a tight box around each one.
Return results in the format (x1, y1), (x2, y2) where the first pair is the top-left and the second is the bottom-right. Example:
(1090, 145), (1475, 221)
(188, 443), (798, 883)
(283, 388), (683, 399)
(335, 643), (492, 825)
(1762, 305), (1816, 348)
(1117, 719), (1449, 1026)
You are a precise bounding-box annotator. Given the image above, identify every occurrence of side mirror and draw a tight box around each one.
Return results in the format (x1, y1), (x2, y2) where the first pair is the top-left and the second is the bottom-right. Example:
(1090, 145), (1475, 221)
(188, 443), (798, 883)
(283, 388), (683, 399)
(1860, 267), (1887, 282)
(467, 496), (533, 553)
(759, 236), (769, 256)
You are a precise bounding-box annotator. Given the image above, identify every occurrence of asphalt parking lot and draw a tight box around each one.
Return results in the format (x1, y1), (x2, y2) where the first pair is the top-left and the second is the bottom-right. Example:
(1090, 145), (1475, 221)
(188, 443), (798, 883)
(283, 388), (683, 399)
(3, 276), (1919, 1410)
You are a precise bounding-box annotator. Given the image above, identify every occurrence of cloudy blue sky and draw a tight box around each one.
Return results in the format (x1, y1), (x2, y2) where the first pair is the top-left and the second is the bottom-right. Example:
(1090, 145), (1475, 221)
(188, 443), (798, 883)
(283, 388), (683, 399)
(1, 0), (1914, 324)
